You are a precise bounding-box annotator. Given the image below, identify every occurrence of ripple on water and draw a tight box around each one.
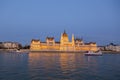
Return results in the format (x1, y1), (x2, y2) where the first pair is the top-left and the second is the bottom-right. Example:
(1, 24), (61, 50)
(0, 52), (120, 80)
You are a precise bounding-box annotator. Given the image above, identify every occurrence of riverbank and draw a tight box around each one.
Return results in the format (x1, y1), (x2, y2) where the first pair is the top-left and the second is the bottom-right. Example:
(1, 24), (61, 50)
(30, 50), (87, 53)
(0, 49), (120, 53)
(102, 51), (120, 53)
(0, 49), (30, 53)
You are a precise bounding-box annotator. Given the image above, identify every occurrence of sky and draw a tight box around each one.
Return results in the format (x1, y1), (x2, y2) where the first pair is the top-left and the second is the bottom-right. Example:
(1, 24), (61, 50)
(0, 0), (120, 45)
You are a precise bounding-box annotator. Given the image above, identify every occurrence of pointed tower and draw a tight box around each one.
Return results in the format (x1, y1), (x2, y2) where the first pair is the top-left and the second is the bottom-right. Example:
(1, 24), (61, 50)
(60, 30), (69, 44)
(60, 33), (63, 45)
(60, 30), (69, 50)
(72, 34), (75, 46)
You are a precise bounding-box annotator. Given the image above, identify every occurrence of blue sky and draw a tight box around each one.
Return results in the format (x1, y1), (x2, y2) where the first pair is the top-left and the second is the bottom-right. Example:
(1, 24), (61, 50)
(0, 0), (120, 45)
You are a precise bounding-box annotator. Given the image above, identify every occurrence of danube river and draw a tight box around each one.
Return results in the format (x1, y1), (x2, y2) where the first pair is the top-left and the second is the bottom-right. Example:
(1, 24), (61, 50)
(0, 52), (120, 80)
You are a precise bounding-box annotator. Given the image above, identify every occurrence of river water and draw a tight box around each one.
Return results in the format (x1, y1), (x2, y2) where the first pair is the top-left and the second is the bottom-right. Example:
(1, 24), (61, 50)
(0, 52), (120, 80)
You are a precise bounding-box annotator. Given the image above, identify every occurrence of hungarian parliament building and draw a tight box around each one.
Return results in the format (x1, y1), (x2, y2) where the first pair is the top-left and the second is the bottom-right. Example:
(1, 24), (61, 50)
(30, 31), (98, 51)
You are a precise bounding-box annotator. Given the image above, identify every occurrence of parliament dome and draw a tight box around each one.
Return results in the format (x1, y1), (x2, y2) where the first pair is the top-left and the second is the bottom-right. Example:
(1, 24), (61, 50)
(62, 30), (68, 37)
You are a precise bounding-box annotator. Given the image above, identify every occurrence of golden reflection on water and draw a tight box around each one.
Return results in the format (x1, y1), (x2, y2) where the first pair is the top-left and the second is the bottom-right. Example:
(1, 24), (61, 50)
(59, 53), (76, 73)
(28, 52), (99, 78)
(28, 52), (77, 73)
(28, 52), (59, 69)
(0, 52), (120, 80)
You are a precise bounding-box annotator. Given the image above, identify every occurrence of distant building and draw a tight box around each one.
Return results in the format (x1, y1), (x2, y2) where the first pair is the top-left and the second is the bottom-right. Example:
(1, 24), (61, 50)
(75, 38), (84, 46)
(105, 43), (120, 52)
(46, 37), (55, 46)
(2, 42), (21, 49)
(98, 46), (105, 51)
(30, 31), (98, 51)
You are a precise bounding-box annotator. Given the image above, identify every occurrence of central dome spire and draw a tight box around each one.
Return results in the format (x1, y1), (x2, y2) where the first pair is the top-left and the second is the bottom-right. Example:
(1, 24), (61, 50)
(63, 30), (68, 37)
(64, 30), (66, 34)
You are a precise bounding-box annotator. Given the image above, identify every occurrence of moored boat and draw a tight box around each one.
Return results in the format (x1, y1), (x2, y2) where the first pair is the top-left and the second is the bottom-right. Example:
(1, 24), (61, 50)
(85, 51), (102, 56)
(15, 49), (29, 53)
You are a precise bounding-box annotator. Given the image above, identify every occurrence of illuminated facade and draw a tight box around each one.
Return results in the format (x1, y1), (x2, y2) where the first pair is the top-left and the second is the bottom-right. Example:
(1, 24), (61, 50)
(30, 31), (98, 51)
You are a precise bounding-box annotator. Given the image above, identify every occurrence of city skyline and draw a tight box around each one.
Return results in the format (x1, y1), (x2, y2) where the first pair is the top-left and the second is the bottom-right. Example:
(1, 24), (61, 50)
(0, 0), (120, 45)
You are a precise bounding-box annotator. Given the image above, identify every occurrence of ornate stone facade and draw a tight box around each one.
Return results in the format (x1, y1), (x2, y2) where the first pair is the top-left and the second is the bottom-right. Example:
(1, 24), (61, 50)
(30, 31), (98, 51)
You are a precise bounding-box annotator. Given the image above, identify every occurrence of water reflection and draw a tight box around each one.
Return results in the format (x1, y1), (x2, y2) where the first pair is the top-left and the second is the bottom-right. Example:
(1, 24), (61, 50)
(0, 52), (120, 80)
(28, 52), (77, 72)
(28, 52), (78, 79)
(28, 52), (60, 69)
(59, 53), (76, 73)
(27, 52), (120, 80)
(28, 52), (61, 79)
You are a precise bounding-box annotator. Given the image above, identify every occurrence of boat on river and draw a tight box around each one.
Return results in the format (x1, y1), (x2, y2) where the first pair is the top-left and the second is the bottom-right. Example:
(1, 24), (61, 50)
(11, 49), (29, 54)
(85, 51), (102, 56)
